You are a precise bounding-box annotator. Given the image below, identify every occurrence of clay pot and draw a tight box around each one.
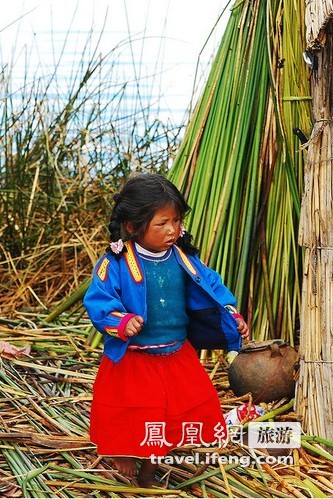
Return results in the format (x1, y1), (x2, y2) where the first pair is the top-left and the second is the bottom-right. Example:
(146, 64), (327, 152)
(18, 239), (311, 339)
(228, 340), (299, 403)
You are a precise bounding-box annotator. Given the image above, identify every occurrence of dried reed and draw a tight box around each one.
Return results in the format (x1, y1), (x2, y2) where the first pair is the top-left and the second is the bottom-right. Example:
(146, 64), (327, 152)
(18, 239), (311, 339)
(296, 13), (333, 443)
(1, 319), (333, 497)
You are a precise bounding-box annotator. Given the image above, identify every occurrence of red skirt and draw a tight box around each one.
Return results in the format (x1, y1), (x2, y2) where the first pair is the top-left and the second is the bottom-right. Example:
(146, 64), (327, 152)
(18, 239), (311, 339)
(90, 340), (226, 457)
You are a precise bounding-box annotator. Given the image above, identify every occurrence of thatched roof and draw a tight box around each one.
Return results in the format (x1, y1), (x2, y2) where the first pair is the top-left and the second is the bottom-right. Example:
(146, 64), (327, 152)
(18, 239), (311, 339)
(306, 0), (333, 49)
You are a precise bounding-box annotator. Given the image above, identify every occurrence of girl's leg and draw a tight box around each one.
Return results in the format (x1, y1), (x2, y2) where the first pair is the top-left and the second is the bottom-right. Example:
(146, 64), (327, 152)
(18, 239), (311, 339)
(113, 457), (137, 478)
(137, 459), (160, 488)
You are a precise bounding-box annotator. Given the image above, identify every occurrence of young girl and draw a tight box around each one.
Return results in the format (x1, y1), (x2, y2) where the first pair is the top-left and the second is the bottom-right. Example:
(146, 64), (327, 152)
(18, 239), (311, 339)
(84, 173), (249, 487)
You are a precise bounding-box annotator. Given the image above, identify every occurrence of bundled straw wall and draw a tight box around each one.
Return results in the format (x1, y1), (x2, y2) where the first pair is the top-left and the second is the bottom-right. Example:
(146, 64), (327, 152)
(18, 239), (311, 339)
(296, 6), (333, 441)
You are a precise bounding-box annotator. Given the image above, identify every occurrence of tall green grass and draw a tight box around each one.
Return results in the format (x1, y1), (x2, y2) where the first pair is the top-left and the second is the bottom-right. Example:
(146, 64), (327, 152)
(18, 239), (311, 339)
(0, 27), (182, 312)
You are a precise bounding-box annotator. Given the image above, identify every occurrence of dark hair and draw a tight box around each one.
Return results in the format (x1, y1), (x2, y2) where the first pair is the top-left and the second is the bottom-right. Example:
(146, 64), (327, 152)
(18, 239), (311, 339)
(108, 173), (198, 255)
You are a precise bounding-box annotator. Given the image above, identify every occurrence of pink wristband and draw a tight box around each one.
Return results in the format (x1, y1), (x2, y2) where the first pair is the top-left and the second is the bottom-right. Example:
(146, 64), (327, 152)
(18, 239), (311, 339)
(232, 313), (244, 320)
(118, 313), (136, 341)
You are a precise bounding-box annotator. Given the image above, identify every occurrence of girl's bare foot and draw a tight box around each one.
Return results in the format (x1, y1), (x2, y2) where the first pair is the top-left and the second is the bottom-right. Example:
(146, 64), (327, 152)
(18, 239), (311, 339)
(137, 459), (162, 488)
(113, 457), (137, 478)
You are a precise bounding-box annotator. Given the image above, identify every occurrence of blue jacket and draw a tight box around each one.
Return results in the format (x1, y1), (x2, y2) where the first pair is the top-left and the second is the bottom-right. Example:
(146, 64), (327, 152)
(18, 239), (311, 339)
(83, 241), (242, 362)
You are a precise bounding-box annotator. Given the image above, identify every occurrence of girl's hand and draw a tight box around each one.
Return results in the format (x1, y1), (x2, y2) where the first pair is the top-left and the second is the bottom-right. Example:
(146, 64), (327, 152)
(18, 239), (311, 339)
(235, 317), (250, 340)
(125, 315), (144, 337)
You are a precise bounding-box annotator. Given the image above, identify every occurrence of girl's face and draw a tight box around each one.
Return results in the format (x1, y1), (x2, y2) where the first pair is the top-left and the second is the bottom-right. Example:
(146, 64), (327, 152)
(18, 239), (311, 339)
(134, 204), (182, 253)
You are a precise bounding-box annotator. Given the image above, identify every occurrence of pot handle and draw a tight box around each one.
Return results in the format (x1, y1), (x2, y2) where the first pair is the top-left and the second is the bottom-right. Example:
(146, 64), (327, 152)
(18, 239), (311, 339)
(270, 342), (283, 358)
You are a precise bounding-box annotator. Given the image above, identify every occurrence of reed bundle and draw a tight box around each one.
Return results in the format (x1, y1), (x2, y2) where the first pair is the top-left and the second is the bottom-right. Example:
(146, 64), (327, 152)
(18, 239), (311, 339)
(2, 318), (333, 497)
(168, 0), (312, 343)
(296, 17), (333, 442)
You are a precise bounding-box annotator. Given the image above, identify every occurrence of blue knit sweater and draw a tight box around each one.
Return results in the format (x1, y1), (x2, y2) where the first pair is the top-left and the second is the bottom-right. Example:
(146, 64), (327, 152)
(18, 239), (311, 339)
(129, 248), (188, 354)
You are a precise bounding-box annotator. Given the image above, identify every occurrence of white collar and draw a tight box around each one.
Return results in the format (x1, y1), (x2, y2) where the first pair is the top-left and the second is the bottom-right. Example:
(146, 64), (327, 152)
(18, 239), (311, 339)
(135, 242), (168, 258)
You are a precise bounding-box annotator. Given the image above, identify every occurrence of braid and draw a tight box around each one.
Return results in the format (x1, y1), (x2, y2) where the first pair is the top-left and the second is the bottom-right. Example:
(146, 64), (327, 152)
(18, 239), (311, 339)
(176, 230), (199, 256)
(108, 209), (122, 241)
(107, 194), (127, 256)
